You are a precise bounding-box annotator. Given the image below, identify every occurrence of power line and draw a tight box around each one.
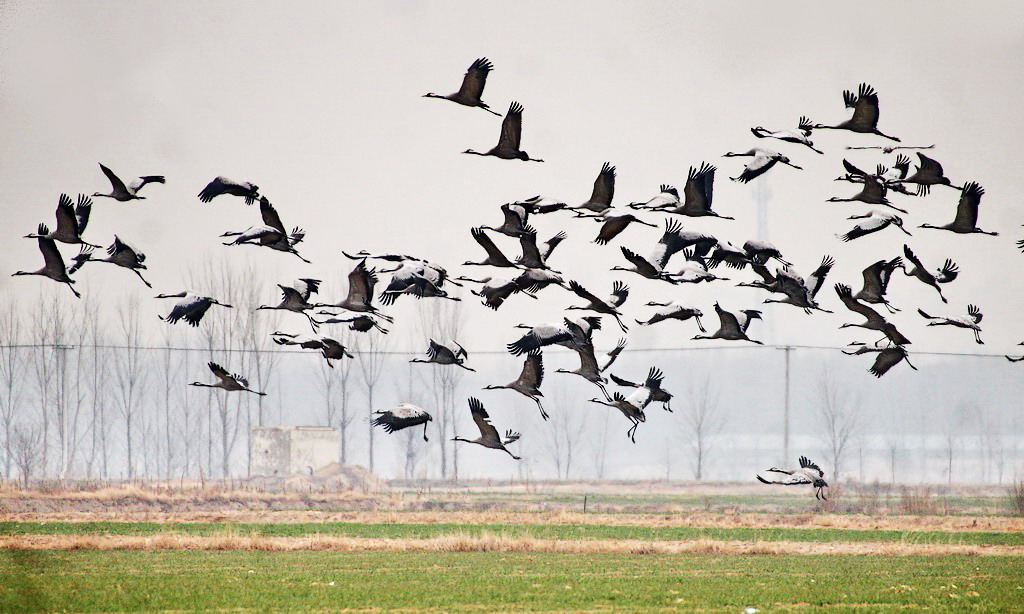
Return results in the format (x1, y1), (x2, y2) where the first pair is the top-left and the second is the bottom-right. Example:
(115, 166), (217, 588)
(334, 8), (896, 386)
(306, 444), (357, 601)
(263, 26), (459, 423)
(0, 342), (1016, 359)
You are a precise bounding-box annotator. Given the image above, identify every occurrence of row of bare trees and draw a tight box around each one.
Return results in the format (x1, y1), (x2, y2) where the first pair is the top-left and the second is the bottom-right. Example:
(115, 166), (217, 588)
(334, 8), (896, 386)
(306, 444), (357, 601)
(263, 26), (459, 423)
(1, 278), (1019, 485)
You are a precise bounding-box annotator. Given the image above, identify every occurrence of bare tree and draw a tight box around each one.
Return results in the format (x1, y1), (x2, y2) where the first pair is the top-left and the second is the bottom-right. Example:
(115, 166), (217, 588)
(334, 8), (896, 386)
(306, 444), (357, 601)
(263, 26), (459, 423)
(586, 410), (611, 480)
(11, 422), (43, 488)
(416, 299), (467, 480)
(157, 324), (181, 478)
(46, 291), (75, 478)
(393, 362), (429, 479)
(977, 405), (1005, 484)
(537, 388), (584, 480)
(0, 300), (24, 479)
(942, 405), (967, 488)
(192, 258), (260, 478)
(62, 296), (101, 478)
(315, 331), (358, 463)
(814, 369), (861, 484)
(28, 289), (57, 477)
(112, 295), (148, 479)
(681, 374), (724, 480)
(178, 350), (199, 478)
(884, 424), (905, 485)
(83, 306), (110, 479)
(356, 326), (391, 474)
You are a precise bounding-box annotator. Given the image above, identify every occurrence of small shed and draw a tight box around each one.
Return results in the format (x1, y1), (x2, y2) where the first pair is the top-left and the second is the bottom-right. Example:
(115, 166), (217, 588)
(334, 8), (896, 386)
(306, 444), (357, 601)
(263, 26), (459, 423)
(250, 426), (339, 477)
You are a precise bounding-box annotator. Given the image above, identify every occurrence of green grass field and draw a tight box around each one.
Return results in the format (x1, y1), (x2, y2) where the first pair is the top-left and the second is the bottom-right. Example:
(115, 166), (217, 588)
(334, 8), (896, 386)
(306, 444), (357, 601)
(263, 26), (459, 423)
(2, 550), (1022, 612)
(3, 520), (1023, 546)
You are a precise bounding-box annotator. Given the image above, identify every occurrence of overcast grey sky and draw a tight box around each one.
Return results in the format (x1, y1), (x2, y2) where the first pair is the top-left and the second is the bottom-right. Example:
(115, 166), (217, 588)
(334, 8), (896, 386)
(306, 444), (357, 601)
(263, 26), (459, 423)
(1, 1), (1022, 479)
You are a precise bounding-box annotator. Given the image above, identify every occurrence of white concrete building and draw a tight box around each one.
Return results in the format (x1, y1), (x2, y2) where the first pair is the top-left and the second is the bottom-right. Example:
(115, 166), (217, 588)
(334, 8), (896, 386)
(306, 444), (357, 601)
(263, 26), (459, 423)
(250, 426), (339, 477)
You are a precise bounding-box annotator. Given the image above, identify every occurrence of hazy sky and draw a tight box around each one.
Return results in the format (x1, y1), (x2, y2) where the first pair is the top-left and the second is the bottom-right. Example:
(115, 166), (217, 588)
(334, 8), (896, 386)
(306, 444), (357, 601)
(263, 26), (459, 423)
(1, 1), (1022, 479)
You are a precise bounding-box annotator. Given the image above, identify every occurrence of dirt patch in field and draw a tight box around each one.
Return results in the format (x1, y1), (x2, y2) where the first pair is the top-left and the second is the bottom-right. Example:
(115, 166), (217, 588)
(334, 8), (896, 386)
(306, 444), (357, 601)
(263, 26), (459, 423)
(2, 533), (1020, 557)
(0, 486), (396, 517)
(3, 507), (1021, 534)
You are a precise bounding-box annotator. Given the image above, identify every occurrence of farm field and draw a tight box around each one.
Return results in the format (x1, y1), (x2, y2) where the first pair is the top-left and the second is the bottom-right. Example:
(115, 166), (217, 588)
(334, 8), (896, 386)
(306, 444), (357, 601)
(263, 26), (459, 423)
(2, 550), (1023, 612)
(3, 483), (1023, 611)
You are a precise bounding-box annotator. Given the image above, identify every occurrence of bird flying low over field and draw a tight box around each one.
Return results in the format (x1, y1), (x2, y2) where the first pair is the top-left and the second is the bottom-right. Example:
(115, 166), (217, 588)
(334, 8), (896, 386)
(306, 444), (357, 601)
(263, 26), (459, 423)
(411, 339), (475, 371)
(483, 351), (548, 420)
(372, 403), (433, 441)
(463, 102), (543, 162)
(13, 225), (81, 298)
(423, 57), (502, 116)
(272, 332), (355, 367)
(751, 116), (823, 154)
(197, 176), (260, 205)
(724, 148), (801, 183)
(453, 397), (521, 459)
(156, 292), (233, 326)
(68, 236), (152, 288)
(190, 362), (265, 395)
(809, 83), (900, 142)
(757, 456), (829, 500)
(25, 194), (99, 249)
(94, 163), (164, 201)
(221, 197), (309, 262)
(843, 341), (917, 378)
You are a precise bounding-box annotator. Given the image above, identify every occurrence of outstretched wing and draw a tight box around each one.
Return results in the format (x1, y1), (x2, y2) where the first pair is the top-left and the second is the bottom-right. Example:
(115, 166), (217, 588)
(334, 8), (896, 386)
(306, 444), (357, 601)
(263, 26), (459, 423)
(901, 244), (925, 273)
(608, 281), (629, 308)
(869, 347), (908, 378)
(457, 57), (493, 102)
(643, 367), (664, 390)
(498, 102), (524, 150)
(207, 361), (231, 382)
(99, 163), (129, 195)
(468, 397), (500, 442)
(757, 474), (812, 486)
(951, 182), (984, 230)
(936, 259), (959, 284)
(806, 255), (835, 299)
(424, 339), (443, 361)
(967, 304), (982, 324)
(834, 283), (877, 320)
(609, 373), (639, 388)
(74, 194), (93, 235)
(842, 158), (869, 178)
(54, 194), (79, 237)
(521, 351), (544, 388)
(589, 162), (616, 207)
(37, 233), (67, 276)
(258, 197), (287, 234)
(543, 231), (567, 261)
(346, 260), (377, 307)
(715, 305), (742, 335)
(471, 227), (514, 265)
(849, 83), (880, 131)
(568, 280), (603, 306)
(799, 455), (824, 477)
(601, 337), (627, 372)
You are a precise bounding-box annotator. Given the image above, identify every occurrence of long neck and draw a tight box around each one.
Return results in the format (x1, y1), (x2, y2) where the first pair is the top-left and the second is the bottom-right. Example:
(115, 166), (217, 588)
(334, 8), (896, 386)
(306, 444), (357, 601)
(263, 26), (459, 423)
(190, 382), (215, 388)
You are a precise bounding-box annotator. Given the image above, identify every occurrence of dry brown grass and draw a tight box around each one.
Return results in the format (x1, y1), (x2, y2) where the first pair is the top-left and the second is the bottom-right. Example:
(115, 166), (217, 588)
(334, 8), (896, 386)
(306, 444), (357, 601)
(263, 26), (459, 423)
(4, 508), (1022, 533)
(0, 484), (388, 503)
(1009, 481), (1024, 516)
(1, 532), (1020, 557)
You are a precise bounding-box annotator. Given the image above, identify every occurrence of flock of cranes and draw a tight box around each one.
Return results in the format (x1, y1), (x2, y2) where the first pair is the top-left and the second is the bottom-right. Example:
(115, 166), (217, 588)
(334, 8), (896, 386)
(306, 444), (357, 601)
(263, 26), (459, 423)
(12, 56), (1014, 499)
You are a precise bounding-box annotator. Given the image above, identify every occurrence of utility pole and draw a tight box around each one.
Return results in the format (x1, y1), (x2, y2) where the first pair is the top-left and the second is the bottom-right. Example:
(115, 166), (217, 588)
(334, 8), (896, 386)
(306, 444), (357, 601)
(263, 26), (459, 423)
(782, 345), (791, 465)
